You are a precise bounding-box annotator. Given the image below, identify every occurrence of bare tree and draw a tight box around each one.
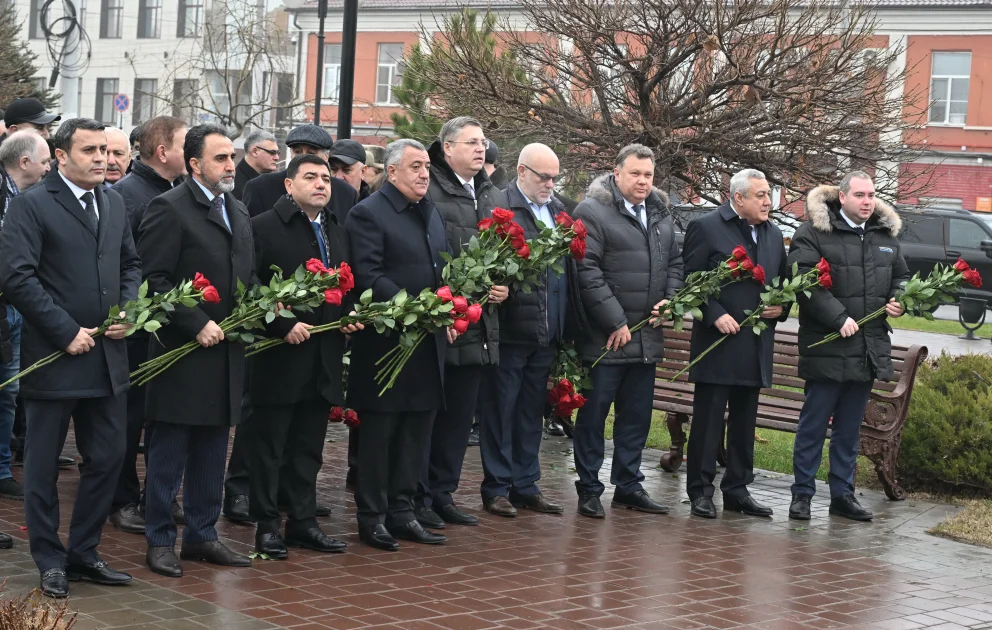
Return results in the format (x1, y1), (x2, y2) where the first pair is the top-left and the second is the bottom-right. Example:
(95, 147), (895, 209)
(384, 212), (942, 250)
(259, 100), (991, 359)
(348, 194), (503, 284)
(404, 2), (935, 208)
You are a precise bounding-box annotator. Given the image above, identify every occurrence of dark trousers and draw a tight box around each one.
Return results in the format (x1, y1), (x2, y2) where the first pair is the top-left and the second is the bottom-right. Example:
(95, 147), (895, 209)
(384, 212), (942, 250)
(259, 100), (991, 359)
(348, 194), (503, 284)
(247, 399), (328, 535)
(479, 344), (555, 501)
(23, 395), (126, 572)
(355, 410), (435, 529)
(145, 422), (229, 548)
(792, 380), (873, 499)
(347, 426), (359, 473)
(686, 383), (760, 502)
(573, 363), (654, 497)
(417, 364), (483, 507)
(113, 335), (148, 511)
(223, 391), (253, 498)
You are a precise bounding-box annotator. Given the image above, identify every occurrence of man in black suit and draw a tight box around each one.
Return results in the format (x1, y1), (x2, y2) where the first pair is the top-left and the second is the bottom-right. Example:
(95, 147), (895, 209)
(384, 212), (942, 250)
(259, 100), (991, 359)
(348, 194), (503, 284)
(138, 124), (255, 577)
(233, 129), (279, 200)
(346, 139), (453, 550)
(0, 118), (140, 597)
(681, 168), (789, 519)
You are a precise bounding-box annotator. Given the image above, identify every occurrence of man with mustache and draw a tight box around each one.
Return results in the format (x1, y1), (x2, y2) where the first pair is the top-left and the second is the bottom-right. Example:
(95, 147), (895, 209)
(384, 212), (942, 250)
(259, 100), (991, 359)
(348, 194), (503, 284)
(103, 128), (131, 187)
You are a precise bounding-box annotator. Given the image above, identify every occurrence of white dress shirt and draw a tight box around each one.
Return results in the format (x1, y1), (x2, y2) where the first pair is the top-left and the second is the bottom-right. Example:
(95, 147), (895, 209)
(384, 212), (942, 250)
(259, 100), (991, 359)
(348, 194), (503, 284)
(517, 183), (554, 228)
(840, 210), (866, 237)
(623, 198), (648, 229)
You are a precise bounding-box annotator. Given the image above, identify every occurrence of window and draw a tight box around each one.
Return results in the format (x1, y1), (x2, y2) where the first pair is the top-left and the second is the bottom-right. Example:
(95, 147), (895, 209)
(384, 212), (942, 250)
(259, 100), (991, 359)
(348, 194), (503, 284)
(949, 218), (988, 249)
(265, 72), (294, 126)
(898, 215), (944, 246)
(178, 0), (204, 37)
(375, 44), (405, 105)
(138, 0), (162, 38)
(929, 52), (971, 125)
(207, 71), (232, 122)
(133, 78), (158, 126)
(100, 0), (123, 38)
(95, 78), (119, 125)
(28, 0), (43, 39)
(173, 79), (199, 125)
(323, 44), (342, 102)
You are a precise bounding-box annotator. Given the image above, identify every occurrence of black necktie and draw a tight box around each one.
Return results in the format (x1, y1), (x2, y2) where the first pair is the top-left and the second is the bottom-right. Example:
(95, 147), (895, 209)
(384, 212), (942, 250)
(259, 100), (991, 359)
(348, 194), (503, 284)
(80, 191), (98, 234)
(855, 226), (864, 238)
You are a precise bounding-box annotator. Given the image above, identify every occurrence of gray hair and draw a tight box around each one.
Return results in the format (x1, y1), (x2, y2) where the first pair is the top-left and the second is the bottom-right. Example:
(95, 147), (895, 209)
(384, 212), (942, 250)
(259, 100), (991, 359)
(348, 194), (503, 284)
(0, 130), (47, 168)
(615, 143), (655, 168)
(839, 170), (872, 194)
(384, 138), (427, 169)
(244, 129), (277, 151)
(439, 116), (483, 146)
(730, 168), (766, 199)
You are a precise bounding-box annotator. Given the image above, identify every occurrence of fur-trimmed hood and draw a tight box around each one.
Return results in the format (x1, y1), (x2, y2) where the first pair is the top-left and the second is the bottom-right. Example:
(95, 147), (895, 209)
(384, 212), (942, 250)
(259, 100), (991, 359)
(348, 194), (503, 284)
(806, 185), (902, 237)
(586, 173), (669, 210)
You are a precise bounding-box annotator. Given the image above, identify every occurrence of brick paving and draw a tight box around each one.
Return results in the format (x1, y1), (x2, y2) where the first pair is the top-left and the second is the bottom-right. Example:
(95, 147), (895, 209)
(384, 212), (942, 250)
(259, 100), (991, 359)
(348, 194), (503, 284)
(1, 424), (991, 629)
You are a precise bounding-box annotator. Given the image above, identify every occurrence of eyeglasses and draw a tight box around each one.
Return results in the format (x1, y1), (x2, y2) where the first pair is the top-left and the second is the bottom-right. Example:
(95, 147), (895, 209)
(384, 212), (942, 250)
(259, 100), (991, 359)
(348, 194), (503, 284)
(447, 138), (490, 150)
(255, 146), (280, 157)
(522, 164), (563, 184)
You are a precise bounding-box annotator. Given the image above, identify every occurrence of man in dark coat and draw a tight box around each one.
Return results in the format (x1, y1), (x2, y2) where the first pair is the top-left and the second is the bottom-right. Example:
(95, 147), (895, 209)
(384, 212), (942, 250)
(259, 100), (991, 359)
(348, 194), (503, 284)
(138, 124), (255, 577)
(478, 143), (568, 519)
(418, 117), (508, 527)
(0, 118), (140, 597)
(683, 168), (789, 519)
(232, 129), (279, 200)
(328, 138), (372, 201)
(788, 172), (908, 522)
(346, 138), (452, 551)
(247, 155), (359, 558)
(242, 124), (337, 218)
(571, 144), (684, 519)
(108, 115), (188, 535)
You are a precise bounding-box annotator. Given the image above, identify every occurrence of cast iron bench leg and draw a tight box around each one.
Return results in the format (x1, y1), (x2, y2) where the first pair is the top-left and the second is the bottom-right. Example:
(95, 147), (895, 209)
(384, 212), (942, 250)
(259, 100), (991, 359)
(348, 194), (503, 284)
(659, 412), (688, 472)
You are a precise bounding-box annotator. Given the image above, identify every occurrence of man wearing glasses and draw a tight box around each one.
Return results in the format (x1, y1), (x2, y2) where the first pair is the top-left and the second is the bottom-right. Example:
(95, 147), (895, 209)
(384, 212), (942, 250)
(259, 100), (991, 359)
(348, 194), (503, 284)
(233, 130), (279, 200)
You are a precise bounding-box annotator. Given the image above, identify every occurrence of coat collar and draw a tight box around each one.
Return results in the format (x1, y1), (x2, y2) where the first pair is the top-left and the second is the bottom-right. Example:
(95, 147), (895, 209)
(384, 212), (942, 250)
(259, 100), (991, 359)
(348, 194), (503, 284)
(185, 176), (238, 236)
(128, 159), (175, 192)
(273, 194), (336, 226)
(805, 184), (902, 237)
(45, 169), (108, 244)
(586, 173), (669, 215)
(426, 140), (494, 200)
(237, 158), (259, 180)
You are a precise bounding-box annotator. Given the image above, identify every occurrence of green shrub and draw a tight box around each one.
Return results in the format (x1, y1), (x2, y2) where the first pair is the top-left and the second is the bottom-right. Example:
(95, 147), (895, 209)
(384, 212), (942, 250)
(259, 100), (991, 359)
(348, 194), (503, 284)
(899, 353), (992, 495)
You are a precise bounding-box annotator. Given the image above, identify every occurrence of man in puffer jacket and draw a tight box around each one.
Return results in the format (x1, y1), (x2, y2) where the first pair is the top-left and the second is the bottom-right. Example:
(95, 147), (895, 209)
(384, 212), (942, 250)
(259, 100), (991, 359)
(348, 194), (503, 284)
(788, 171), (908, 522)
(571, 144), (684, 519)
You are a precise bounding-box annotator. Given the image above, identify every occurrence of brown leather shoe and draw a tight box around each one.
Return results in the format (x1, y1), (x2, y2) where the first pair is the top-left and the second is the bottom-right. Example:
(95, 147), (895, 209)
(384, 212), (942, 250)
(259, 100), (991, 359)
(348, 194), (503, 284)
(510, 492), (564, 514)
(484, 496), (517, 517)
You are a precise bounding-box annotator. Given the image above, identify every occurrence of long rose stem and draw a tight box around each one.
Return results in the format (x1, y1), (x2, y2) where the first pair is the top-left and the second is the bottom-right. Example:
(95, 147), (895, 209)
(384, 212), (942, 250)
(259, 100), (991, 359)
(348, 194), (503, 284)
(0, 329), (107, 392)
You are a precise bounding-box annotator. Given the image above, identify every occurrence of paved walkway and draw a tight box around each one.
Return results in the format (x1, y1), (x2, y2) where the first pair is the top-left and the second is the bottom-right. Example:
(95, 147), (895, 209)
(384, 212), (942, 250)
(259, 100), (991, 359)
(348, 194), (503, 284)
(1, 427), (991, 630)
(778, 319), (992, 357)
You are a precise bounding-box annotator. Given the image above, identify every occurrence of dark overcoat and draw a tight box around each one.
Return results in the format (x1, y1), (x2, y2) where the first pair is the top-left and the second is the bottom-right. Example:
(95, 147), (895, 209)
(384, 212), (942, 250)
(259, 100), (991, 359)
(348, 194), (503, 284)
(0, 170), (141, 398)
(137, 177), (255, 426)
(243, 168), (358, 225)
(232, 158), (259, 201)
(112, 159), (174, 241)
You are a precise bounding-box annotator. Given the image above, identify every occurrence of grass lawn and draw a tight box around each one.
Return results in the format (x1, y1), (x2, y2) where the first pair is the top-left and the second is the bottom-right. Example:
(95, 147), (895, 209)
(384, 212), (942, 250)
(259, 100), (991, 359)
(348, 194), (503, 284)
(929, 500), (992, 548)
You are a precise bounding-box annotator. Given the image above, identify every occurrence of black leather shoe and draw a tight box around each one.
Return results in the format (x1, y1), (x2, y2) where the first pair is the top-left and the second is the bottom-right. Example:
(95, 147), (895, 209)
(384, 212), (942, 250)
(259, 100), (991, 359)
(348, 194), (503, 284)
(510, 492), (564, 514)
(612, 489), (670, 514)
(255, 532), (289, 560)
(545, 418), (566, 437)
(146, 546), (182, 578)
(66, 559), (132, 585)
(109, 503), (146, 534)
(436, 503), (479, 526)
(40, 569), (68, 598)
(0, 532), (12, 549)
(359, 524), (399, 551)
(285, 527), (347, 553)
(484, 496), (517, 517)
(830, 494), (873, 521)
(388, 520), (447, 545)
(578, 495), (605, 519)
(724, 495), (773, 517)
(790, 495), (812, 520)
(467, 426), (480, 447)
(0, 476), (24, 500)
(180, 540), (252, 567)
(415, 504), (445, 529)
(171, 500), (186, 525)
(223, 494), (253, 524)
(315, 504), (332, 518)
(57, 455), (74, 469)
(691, 497), (717, 519)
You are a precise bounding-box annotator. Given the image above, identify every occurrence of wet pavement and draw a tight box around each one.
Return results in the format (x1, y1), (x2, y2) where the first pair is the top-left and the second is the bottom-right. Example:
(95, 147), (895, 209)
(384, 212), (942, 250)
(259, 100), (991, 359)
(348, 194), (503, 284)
(1, 425), (991, 629)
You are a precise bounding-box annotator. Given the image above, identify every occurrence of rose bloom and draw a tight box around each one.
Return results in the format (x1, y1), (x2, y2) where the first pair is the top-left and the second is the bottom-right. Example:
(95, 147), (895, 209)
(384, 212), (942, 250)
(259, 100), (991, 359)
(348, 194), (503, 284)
(569, 238), (586, 261)
(816, 257), (831, 275)
(451, 296), (469, 314)
(436, 286), (453, 302)
(732, 245), (748, 260)
(727, 259), (740, 277)
(329, 406), (345, 421)
(305, 258), (326, 274)
(192, 272), (211, 291)
(492, 208), (514, 225)
(752, 265), (766, 285)
(202, 286), (221, 303)
(452, 317), (469, 334)
(324, 288), (343, 305)
(819, 273), (833, 289)
(343, 409), (360, 427)
(571, 219), (588, 239)
(466, 303), (482, 324)
(555, 213), (574, 228)
(516, 243), (531, 259)
(511, 235), (527, 250)
(337, 262), (355, 293)
(954, 258), (970, 273)
(963, 268), (983, 288)
(571, 393), (587, 409)
(740, 257), (755, 272)
(478, 218), (494, 231)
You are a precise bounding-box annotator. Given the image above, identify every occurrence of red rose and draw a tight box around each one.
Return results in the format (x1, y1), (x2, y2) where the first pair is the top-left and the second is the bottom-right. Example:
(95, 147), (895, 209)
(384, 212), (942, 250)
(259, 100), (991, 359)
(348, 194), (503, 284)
(201, 286), (221, 303)
(556, 379), (574, 396)
(507, 222), (524, 238)
(192, 272), (211, 291)
(571, 393), (587, 409)
(819, 273), (833, 289)
(547, 389), (559, 405)
(752, 265), (766, 285)
(492, 207), (515, 225)
(740, 257), (755, 272)
(816, 257), (831, 275)
(571, 219), (588, 239)
(436, 286), (453, 303)
(732, 245), (748, 260)
(516, 244), (531, 259)
(452, 317), (469, 334)
(478, 218), (494, 231)
(954, 258), (970, 273)
(451, 296), (469, 314)
(324, 288), (343, 305)
(329, 406), (345, 422)
(306, 258), (326, 275)
(343, 409), (360, 428)
(511, 235), (527, 249)
(466, 303), (482, 324)
(558, 393), (573, 408)
(963, 268), (983, 288)
(555, 213), (574, 228)
(727, 259), (740, 277)
(337, 262), (355, 293)
(569, 238), (586, 261)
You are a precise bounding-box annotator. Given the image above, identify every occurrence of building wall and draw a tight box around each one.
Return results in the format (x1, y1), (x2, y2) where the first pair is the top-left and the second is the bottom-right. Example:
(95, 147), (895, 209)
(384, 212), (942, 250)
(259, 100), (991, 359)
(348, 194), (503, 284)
(900, 161), (992, 211)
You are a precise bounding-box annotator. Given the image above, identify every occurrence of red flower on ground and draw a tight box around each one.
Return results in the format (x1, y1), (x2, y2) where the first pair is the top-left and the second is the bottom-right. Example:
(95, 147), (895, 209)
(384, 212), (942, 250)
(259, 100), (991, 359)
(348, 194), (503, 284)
(305, 258), (327, 274)
(337, 262), (355, 293)
(201, 286), (221, 303)
(819, 273), (833, 289)
(571, 219), (588, 239)
(492, 208), (514, 225)
(324, 288), (343, 305)
(436, 286), (453, 303)
(329, 406), (345, 422)
(569, 238), (586, 261)
(954, 258), (970, 273)
(192, 272), (211, 291)
(752, 265), (766, 285)
(478, 218), (494, 231)
(516, 244), (531, 259)
(451, 296), (469, 314)
(816, 257), (831, 275)
(465, 303), (482, 324)
(732, 245), (748, 261)
(555, 213), (574, 228)
(452, 317), (469, 334)
(963, 268), (983, 288)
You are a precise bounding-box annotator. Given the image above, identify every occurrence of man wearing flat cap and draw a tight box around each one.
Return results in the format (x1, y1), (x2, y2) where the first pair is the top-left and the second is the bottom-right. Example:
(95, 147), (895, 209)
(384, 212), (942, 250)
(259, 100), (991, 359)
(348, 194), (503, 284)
(329, 139), (371, 201)
(1, 99), (61, 143)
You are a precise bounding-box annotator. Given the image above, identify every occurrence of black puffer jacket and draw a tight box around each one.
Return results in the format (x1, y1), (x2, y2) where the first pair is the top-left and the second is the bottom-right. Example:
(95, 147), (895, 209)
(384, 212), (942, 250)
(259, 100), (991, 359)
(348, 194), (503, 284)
(572, 174), (684, 365)
(790, 185), (910, 383)
(425, 140), (506, 366)
(112, 159), (174, 241)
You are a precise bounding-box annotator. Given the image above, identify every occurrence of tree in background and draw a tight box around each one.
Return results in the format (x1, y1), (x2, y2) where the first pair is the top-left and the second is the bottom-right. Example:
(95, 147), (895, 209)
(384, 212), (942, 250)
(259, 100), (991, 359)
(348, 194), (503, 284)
(0, 3), (58, 109)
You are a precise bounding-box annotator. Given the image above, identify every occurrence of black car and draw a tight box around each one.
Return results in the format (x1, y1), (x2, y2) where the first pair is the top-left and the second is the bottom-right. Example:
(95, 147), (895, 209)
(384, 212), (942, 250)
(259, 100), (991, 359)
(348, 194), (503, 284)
(897, 206), (992, 301)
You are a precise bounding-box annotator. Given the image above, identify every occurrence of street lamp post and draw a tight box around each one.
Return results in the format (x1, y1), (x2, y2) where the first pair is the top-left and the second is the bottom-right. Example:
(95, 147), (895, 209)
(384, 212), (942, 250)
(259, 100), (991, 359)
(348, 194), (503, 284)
(337, 0), (359, 139)
(312, 0), (328, 125)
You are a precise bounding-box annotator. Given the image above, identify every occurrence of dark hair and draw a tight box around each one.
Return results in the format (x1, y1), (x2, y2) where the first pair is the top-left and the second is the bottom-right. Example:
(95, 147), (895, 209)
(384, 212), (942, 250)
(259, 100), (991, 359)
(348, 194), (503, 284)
(183, 123), (229, 174)
(139, 116), (186, 161)
(287, 154), (330, 180)
(129, 124), (142, 145)
(52, 117), (105, 152)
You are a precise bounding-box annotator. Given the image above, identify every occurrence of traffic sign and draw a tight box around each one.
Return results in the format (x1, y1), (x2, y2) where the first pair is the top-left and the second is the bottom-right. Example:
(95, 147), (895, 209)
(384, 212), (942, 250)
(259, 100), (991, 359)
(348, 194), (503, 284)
(113, 94), (130, 113)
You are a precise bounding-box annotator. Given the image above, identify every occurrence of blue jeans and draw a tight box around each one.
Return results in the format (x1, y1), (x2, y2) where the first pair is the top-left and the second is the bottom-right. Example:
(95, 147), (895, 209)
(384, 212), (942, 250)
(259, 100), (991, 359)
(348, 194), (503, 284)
(0, 305), (22, 480)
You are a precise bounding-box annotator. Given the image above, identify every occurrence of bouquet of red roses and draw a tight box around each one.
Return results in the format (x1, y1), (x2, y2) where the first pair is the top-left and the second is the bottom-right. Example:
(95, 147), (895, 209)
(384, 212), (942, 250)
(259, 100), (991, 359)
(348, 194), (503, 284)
(546, 343), (591, 423)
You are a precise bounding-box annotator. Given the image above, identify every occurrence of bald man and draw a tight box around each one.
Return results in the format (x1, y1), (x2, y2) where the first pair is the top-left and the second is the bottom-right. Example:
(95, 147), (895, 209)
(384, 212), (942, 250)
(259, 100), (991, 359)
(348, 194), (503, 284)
(104, 128), (132, 186)
(478, 143), (571, 516)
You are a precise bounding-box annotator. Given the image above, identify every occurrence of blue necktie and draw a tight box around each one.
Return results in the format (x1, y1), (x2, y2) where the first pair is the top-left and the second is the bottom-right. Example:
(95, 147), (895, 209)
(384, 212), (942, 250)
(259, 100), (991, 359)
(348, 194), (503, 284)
(312, 221), (328, 266)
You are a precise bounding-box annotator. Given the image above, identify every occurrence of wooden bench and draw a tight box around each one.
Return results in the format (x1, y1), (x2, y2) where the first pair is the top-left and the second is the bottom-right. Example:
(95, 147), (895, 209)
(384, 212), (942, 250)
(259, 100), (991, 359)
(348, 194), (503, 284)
(653, 320), (928, 500)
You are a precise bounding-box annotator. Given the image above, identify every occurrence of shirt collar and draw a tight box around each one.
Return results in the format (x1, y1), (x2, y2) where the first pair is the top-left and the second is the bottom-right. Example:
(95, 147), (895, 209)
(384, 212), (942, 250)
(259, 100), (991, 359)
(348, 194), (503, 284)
(58, 170), (94, 201)
(840, 209), (866, 230)
(192, 177), (219, 203)
(516, 182), (545, 210)
(455, 172), (475, 190)
(730, 202), (757, 231)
